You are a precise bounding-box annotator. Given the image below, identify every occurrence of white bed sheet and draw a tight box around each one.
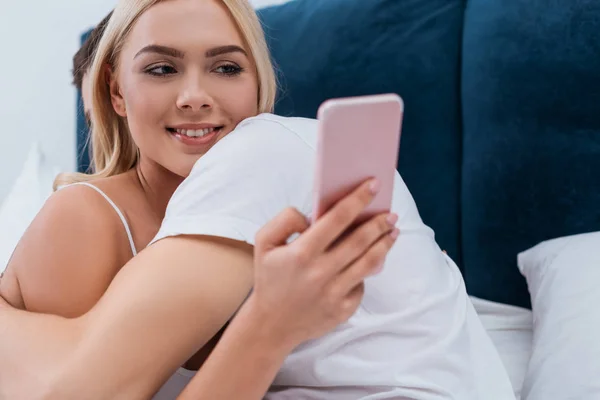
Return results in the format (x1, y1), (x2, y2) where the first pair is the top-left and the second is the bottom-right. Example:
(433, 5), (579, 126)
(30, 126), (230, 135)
(470, 296), (533, 400)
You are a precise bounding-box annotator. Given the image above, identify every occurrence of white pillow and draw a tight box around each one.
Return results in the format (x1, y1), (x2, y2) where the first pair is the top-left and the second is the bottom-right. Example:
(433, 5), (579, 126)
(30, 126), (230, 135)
(518, 232), (600, 400)
(0, 142), (60, 272)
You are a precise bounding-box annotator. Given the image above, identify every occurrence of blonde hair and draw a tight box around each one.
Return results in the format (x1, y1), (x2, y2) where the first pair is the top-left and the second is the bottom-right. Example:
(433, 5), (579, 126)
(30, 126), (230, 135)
(55, 0), (277, 189)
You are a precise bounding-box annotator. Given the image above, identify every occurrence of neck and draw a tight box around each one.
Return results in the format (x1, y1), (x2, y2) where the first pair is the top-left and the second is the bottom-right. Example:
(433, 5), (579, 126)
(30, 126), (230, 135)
(131, 157), (184, 221)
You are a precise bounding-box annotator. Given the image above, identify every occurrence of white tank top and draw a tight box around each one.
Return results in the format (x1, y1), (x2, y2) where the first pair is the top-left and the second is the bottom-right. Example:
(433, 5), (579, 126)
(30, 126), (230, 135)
(72, 183), (196, 399)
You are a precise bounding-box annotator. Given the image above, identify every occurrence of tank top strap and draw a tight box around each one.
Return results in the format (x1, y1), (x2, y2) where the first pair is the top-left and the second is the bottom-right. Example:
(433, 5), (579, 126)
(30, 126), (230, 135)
(66, 182), (138, 257)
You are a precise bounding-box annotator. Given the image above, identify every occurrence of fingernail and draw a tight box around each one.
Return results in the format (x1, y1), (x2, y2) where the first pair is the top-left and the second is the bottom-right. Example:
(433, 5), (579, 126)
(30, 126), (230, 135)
(390, 228), (400, 240)
(386, 213), (398, 226)
(369, 179), (381, 194)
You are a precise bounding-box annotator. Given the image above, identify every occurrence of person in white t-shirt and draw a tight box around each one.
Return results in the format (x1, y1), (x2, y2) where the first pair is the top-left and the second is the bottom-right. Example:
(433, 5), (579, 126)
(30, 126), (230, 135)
(0, 0), (515, 398)
(156, 113), (516, 399)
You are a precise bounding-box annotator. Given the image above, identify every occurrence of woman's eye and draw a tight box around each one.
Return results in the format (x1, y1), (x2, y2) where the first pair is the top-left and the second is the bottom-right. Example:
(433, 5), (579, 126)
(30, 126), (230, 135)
(214, 64), (243, 76)
(145, 65), (177, 76)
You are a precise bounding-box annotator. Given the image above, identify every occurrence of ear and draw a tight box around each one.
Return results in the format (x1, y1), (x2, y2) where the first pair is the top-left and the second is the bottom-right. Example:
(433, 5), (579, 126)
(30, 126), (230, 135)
(106, 65), (127, 117)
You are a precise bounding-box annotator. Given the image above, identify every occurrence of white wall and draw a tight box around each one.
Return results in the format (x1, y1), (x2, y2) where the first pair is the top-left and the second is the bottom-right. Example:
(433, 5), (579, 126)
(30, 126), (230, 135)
(0, 0), (118, 201)
(0, 0), (291, 202)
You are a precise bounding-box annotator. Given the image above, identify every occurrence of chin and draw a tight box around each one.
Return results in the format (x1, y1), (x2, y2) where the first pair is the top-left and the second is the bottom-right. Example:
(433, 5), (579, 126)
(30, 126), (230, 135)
(172, 159), (200, 179)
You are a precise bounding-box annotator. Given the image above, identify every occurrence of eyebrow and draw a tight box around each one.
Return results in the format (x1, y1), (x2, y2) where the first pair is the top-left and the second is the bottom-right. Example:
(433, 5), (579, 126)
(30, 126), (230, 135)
(135, 44), (185, 59)
(134, 44), (247, 60)
(205, 45), (247, 58)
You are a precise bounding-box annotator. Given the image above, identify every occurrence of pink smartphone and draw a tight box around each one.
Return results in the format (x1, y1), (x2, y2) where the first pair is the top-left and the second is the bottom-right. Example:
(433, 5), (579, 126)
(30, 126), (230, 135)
(312, 93), (404, 224)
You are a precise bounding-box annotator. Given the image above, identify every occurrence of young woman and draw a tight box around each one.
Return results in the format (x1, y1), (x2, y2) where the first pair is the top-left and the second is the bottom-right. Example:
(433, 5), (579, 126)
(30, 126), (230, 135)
(0, 0), (515, 399)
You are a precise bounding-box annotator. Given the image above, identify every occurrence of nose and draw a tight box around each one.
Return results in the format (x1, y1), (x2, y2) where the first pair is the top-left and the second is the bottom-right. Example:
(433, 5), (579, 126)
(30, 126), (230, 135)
(176, 79), (214, 112)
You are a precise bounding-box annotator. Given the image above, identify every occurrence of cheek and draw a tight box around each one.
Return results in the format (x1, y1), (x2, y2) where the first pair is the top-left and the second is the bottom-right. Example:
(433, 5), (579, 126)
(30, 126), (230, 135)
(121, 80), (173, 140)
(124, 79), (170, 118)
(216, 77), (260, 119)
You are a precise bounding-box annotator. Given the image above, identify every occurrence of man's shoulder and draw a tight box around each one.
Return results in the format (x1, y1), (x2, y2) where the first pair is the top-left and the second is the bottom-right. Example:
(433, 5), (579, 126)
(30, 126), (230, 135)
(181, 113), (318, 201)
(233, 113), (318, 150)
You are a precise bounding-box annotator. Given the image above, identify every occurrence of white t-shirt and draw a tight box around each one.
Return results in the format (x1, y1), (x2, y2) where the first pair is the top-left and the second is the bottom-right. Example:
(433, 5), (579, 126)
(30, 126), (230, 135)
(151, 113), (515, 400)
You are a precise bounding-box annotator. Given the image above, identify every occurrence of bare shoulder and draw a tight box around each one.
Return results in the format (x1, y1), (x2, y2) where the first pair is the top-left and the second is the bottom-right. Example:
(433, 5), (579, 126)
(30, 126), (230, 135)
(5, 181), (133, 317)
(33, 181), (128, 240)
(43, 183), (121, 226)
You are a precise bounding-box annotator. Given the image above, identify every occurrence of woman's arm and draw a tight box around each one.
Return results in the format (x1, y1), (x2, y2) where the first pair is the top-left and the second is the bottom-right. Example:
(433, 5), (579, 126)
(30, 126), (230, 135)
(49, 234), (255, 400)
(1, 233), (255, 399)
(0, 297), (84, 399)
(177, 296), (295, 400)
(0, 185), (139, 396)
(0, 185), (130, 317)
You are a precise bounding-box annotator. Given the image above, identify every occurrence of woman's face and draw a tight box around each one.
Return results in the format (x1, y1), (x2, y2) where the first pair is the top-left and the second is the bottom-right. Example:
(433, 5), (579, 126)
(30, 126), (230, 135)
(110, 0), (259, 177)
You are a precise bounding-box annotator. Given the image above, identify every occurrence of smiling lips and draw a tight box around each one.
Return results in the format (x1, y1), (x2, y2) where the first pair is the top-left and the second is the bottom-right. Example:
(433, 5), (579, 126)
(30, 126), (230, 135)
(166, 124), (223, 146)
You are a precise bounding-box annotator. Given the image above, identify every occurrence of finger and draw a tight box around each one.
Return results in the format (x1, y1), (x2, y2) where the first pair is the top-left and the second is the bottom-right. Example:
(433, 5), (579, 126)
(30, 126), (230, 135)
(255, 207), (310, 253)
(335, 229), (398, 289)
(294, 179), (379, 258)
(324, 213), (397, 277)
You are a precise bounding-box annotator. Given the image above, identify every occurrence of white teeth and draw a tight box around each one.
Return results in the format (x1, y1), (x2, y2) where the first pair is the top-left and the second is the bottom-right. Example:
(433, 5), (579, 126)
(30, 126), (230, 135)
(175, 128), (215, 138)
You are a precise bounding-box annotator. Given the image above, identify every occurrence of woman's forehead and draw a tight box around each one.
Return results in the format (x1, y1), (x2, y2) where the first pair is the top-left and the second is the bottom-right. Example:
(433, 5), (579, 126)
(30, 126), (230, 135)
(124, 0), (245, 55)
